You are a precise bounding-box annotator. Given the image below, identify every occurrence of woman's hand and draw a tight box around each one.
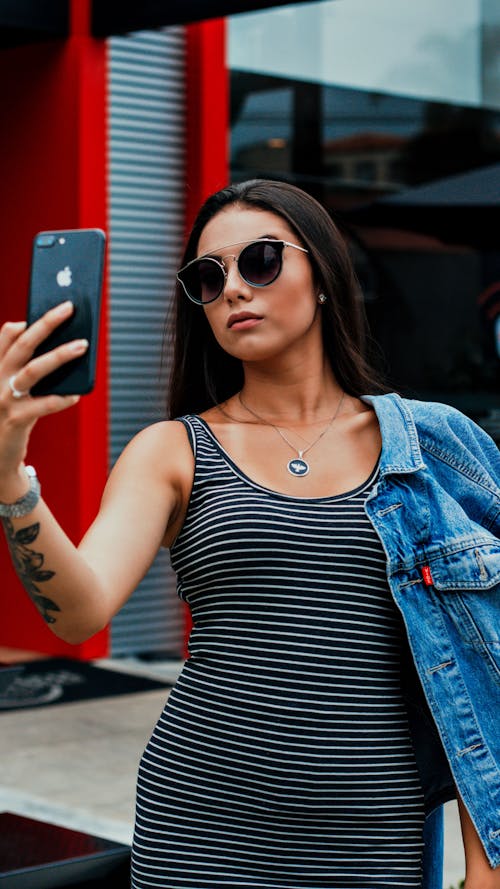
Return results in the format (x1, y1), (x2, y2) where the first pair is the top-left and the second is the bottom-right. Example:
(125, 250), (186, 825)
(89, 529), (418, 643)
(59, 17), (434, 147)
(0, 301), (87, 497)
(463, 876), (500, 889)
(458, 795), (500, 889)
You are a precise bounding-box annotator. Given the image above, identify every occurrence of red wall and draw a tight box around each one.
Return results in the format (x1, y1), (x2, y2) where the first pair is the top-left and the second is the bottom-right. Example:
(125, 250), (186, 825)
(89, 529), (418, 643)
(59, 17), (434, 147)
(0, 0), (109, 659)
(185, 18), (229, 229)
(183, 18), (229, 654)
(0, 10), (229, 662)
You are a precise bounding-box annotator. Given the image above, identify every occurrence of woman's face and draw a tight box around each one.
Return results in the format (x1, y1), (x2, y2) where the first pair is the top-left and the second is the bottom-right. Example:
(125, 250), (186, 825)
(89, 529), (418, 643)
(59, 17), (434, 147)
(196, 205), (322, 363)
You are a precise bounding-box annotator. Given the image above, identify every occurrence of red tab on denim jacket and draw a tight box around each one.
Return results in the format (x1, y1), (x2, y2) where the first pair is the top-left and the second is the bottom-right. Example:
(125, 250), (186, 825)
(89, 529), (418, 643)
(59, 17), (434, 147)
(422, 565), (434, 586)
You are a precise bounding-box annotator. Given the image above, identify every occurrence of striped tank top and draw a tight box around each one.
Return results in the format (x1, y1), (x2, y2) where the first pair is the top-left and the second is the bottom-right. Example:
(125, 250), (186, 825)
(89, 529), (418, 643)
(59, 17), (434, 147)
(132, 415), (426, 889)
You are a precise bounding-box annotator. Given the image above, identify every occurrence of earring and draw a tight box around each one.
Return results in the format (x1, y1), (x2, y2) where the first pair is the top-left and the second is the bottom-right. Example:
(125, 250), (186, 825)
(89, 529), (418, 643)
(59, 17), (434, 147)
(318, 293), (327, 304)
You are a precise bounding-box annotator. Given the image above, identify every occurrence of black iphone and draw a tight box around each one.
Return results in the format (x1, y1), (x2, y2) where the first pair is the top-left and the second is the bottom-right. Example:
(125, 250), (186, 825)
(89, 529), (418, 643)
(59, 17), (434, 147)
(26, 228), (106, 396)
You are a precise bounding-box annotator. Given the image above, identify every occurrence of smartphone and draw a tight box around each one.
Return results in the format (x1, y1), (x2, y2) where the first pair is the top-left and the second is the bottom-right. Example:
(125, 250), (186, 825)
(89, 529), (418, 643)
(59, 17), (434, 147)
(26, 228), (106, 396)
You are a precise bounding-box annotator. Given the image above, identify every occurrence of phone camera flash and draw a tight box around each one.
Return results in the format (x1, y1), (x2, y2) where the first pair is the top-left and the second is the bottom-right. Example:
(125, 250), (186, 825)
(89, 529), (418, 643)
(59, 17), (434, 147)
(58, 237), (66, 245)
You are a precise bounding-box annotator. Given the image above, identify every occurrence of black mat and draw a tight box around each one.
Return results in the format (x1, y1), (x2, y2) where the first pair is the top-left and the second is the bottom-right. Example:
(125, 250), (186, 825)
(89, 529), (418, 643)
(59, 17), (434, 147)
(0, 658), (173, 711)
(0, 812), (130, 888)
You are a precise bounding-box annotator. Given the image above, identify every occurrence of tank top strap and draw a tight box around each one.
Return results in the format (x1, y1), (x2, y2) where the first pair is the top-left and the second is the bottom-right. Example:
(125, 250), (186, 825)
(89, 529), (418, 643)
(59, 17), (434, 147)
(176, 415), (197, 457)
(176, 414), (225, 465)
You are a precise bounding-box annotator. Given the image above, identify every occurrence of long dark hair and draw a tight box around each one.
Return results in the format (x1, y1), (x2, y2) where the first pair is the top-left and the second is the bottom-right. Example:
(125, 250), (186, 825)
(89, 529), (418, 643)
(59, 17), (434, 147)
(167, 179), (390, 417)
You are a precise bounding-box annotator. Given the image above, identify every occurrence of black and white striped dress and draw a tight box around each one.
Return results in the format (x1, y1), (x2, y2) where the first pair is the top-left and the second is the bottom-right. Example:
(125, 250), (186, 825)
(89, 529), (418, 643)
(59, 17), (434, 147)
(132, 415), (426, 888)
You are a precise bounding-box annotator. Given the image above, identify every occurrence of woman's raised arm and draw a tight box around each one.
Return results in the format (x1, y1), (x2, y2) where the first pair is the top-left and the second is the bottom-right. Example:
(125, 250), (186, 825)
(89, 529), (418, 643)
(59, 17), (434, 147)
(0, 307), (193, 644)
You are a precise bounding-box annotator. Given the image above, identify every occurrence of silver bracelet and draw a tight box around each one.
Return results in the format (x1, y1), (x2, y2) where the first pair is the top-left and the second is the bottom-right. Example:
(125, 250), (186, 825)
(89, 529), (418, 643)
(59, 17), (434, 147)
(0, 466), (41, 518)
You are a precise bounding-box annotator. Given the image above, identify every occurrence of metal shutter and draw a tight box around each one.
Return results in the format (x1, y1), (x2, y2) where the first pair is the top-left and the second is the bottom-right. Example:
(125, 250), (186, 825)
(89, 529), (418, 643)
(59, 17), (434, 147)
(108, 28), (185, 656)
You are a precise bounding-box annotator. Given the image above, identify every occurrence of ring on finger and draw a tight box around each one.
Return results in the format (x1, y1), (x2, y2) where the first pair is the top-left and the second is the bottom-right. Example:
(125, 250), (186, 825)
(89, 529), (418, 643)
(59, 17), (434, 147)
(8, 374), (30, 399)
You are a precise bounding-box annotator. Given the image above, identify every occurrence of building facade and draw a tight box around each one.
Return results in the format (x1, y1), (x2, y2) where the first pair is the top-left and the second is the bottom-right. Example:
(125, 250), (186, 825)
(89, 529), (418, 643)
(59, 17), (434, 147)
(1, 0), (498, 660)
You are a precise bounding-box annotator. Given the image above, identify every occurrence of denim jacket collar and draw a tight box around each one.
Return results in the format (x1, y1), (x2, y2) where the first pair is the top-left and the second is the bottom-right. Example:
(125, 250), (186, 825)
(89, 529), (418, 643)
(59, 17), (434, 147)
(361, 393), (426, 477)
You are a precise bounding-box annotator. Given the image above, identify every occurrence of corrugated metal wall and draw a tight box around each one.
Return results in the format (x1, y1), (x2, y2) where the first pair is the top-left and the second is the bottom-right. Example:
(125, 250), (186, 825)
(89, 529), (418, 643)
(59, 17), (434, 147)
(108, 28), (185, 656)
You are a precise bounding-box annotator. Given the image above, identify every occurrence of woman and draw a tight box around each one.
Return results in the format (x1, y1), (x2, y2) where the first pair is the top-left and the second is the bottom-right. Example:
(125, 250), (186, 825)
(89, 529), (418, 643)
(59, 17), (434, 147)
(0, 180), (499, 888)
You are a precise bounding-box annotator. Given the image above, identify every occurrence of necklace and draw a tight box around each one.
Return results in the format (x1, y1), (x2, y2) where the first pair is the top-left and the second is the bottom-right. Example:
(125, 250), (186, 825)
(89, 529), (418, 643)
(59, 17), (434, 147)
(237, 391), (345, 477)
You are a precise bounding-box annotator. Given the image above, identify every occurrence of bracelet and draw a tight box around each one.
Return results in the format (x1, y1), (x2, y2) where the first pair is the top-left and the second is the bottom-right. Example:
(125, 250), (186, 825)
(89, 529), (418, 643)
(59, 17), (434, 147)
(0, 466), (41, 518)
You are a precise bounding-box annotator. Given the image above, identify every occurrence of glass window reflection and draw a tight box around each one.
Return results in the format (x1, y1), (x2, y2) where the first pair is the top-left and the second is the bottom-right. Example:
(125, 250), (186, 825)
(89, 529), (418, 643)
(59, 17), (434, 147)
(228, 0), (500, 436)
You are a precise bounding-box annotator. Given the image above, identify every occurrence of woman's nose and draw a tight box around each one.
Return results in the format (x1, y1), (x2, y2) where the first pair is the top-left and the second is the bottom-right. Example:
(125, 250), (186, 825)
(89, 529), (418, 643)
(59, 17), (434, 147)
(222, 256), (252, 302)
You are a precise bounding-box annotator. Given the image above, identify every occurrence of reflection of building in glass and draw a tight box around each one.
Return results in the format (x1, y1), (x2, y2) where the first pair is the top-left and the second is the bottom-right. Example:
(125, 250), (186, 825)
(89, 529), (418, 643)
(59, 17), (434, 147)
(235, 133), (408, 188)
(228, 1), (500, 429)
(325, 134), (407, 187)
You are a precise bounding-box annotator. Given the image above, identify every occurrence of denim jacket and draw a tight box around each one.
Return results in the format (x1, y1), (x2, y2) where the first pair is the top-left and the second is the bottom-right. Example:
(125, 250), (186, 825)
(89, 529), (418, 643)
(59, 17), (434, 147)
(361, 393), (500, 874)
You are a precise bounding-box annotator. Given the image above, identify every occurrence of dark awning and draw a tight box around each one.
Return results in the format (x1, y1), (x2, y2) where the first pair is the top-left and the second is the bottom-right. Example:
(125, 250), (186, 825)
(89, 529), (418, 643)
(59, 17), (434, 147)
(0, 0), (68, 48)
(0, 0), (329, 47)
(92, 1), (329, 36)
(346, 163), (500, 249)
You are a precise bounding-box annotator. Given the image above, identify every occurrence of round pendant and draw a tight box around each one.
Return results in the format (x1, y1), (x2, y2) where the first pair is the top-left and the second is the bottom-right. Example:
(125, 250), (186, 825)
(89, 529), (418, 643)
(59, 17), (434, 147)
(287, 458), (310, 477)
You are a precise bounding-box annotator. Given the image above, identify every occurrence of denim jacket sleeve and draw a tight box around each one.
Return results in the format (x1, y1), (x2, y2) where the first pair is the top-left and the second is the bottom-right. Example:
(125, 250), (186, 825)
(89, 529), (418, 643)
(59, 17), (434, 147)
(412, 400), (500, 537)
(362, 393), (500, 869)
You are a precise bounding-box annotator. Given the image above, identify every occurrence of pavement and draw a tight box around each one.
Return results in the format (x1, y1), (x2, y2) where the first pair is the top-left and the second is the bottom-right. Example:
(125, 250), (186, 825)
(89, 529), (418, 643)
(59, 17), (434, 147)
(0, 655), (465, 888)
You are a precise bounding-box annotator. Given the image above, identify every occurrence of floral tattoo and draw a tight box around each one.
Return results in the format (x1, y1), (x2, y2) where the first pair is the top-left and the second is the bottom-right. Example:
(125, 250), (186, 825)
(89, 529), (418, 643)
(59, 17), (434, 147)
(2, 519), (61, 624)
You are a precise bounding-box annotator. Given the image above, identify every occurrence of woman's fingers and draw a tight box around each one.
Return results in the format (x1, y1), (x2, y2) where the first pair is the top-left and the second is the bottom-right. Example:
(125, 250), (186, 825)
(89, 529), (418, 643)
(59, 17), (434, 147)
(1, 300), (74, 371)
(0, 321), (28, 360)
(15, 392), (81, 419)
(0, 300), (85, 399)
(0, 304), (84, 477)
(0, 383), (80, 429)
(2, 390), (80, 420)
(10, 337), (89, 396)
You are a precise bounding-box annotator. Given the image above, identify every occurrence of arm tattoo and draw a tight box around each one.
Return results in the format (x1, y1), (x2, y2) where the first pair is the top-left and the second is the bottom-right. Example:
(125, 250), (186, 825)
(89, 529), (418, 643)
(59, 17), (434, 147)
(2, 518), (61, 624)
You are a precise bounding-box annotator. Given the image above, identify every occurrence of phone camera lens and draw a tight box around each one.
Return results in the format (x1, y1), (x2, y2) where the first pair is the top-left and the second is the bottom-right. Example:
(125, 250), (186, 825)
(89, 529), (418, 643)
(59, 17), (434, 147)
(36, 235), (56, 248)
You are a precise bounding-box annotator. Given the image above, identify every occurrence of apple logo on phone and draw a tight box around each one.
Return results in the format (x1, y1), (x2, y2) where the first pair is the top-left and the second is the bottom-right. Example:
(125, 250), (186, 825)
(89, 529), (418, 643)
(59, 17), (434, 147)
(56, 266), (72, 287)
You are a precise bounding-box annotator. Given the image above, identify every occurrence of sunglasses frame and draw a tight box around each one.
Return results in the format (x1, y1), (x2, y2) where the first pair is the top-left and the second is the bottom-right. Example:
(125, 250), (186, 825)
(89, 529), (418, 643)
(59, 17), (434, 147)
(177, 238), (309, 305)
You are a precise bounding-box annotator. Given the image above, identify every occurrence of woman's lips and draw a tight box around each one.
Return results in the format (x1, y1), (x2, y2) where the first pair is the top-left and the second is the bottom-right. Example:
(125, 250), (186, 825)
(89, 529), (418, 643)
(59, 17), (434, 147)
(229, 317), (263, 331)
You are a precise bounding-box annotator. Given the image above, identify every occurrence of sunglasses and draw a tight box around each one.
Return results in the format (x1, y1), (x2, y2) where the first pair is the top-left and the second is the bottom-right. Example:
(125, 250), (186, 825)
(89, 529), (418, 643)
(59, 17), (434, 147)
(176, 238), (309, 305)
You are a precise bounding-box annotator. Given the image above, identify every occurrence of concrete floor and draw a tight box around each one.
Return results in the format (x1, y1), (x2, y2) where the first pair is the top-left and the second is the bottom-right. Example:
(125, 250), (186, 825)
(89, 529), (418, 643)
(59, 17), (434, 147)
(0, 657), (465, 888)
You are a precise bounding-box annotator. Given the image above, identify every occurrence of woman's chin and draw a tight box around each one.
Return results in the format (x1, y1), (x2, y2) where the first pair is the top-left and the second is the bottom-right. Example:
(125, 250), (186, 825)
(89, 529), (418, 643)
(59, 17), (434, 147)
(220, 342), (287, 364)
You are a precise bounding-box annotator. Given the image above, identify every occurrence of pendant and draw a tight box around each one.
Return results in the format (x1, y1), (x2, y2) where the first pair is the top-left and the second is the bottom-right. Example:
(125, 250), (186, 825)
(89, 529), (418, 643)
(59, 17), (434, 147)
(287, 457), (310, 477)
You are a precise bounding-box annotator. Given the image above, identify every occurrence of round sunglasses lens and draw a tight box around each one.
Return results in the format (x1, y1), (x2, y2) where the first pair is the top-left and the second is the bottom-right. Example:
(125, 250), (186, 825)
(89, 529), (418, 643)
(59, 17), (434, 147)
(239, 242), (282, 286)
(183, 259), (224, 303)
